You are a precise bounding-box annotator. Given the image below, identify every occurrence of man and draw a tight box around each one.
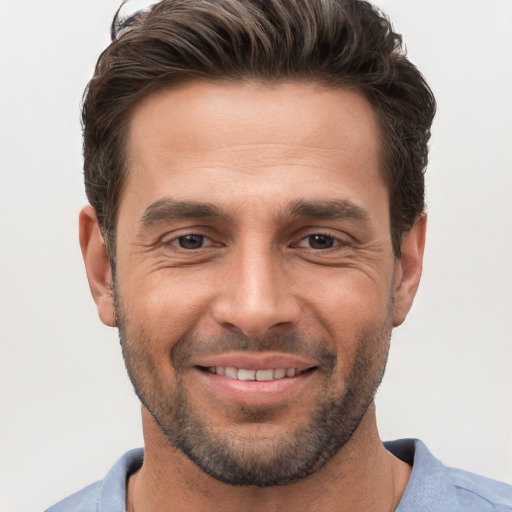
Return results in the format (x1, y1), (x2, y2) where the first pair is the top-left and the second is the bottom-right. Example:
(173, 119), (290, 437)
(46, 0), (511, 511)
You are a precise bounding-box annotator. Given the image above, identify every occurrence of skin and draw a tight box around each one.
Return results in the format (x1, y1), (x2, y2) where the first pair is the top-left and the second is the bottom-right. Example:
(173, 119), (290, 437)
(80, 81), (426, 512)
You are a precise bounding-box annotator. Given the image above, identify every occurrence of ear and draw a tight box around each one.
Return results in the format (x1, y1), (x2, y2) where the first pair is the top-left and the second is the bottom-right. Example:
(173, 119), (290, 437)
(79, 205), (116, 327)
(393, 214), (427, 327)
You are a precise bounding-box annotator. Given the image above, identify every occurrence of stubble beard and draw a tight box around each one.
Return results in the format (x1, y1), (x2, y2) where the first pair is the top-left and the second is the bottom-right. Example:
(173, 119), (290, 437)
(114, 291), (393, 487)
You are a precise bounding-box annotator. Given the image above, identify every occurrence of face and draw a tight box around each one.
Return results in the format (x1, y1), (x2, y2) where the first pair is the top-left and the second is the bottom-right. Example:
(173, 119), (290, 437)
(82, 81), (424, 486)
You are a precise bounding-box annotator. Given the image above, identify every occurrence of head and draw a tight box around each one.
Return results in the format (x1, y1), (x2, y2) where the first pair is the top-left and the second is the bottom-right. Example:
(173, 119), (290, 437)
(82, 0), (435, 261)
(79, 0), (434, 488)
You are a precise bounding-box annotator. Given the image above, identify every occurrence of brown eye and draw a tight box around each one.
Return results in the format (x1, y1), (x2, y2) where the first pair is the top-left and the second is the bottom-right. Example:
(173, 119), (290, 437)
(306, 234), (335, 249)
(177, 234), (205, 249)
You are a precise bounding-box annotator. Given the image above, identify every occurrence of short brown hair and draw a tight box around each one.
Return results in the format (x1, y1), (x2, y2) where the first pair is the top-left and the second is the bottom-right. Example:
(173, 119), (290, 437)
(82, 0), (436, 257)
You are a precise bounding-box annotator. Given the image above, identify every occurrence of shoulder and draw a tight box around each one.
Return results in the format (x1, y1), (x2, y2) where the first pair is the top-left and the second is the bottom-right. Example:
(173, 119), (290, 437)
(44, 481), (102, 512)
(447, 466), (512, 511)
(44, 448), (144, 512)
(385, 439), (512, 512)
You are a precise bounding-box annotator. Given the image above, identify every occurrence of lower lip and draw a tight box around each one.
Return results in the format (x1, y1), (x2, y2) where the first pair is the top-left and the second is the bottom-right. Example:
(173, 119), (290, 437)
(195, 368), (315, 406)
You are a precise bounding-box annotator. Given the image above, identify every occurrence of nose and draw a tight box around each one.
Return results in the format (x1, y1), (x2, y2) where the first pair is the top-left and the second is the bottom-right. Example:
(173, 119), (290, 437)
(212, 246), (301, 336)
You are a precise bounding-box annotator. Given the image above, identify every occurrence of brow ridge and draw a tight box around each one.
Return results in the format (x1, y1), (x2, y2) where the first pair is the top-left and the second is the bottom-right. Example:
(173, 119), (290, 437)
(140, 198), (222, 229)
(288, 199), (370, 222)
(139, 197), (370, 232)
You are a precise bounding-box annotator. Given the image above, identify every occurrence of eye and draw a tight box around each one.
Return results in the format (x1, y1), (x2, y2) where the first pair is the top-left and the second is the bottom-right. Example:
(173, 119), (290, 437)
(169, 234), (212, 250)
(178, 234), (205, 249)
(297, 234), (337, 250)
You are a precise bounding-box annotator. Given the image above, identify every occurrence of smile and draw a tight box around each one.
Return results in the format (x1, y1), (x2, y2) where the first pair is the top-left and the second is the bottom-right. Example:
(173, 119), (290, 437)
(193, 359), (318, 406)
(205, 366), (300, 381)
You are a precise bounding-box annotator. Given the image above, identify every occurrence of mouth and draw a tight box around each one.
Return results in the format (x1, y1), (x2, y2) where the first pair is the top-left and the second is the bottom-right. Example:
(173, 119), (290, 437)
(198, 366), (310, 381)
(192, 355), (319, 407)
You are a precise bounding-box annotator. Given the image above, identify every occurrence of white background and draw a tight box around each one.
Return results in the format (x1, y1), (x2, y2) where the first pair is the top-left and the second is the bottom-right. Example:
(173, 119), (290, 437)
(0, 1), (511, 511)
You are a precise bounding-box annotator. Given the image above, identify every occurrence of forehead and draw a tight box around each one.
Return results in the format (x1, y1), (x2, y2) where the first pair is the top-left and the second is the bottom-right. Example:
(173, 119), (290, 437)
(122, 81), (386, 215)
(128, 80), (382, 159)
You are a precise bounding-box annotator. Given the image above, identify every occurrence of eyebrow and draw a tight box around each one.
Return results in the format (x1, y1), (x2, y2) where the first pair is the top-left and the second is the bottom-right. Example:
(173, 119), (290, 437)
(139, 198), (223, 229)
(288, 199), (370, 223)
(138, 197), (370, 231)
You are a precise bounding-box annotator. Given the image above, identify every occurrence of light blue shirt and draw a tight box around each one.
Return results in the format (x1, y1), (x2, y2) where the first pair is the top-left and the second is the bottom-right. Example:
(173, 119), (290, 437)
(45, 439), (512, 511)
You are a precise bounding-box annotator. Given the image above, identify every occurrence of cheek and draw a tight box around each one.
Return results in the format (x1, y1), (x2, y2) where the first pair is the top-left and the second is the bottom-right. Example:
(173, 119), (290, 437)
(307, 268), (392, 324)
(303, 270), (393, 362)
(119, 270), (217, 346)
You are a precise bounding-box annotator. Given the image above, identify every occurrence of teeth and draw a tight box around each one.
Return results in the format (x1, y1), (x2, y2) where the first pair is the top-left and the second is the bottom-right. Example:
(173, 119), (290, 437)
(206, 366), (300, 381)
(238, 369), (256, 381)
(225, 367), (238, 379)
(255, 369), (274, 381)
(273, 368), (286, 379)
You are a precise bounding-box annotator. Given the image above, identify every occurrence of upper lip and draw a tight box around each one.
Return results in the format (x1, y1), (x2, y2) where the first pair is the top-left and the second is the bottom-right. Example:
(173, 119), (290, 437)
(193, 352), (318, 372)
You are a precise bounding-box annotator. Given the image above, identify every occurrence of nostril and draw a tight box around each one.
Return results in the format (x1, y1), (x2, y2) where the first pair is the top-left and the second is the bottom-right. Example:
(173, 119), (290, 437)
(211, 286), (302, 337)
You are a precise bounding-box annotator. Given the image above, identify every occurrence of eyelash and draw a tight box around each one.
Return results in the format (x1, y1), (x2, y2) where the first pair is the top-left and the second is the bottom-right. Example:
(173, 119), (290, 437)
(294, 232), (348, 250)
(163, 230), (349, 251)
(164, 233), (217, 250)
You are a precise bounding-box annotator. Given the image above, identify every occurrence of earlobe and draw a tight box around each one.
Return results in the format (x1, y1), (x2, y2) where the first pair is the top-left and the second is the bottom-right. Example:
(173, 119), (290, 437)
(79, 205), (116, 327)
(393, 214), (427, 327)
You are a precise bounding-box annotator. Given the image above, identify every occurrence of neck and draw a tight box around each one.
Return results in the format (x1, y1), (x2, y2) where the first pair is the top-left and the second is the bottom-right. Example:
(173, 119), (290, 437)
(127, 404), (411, 512)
